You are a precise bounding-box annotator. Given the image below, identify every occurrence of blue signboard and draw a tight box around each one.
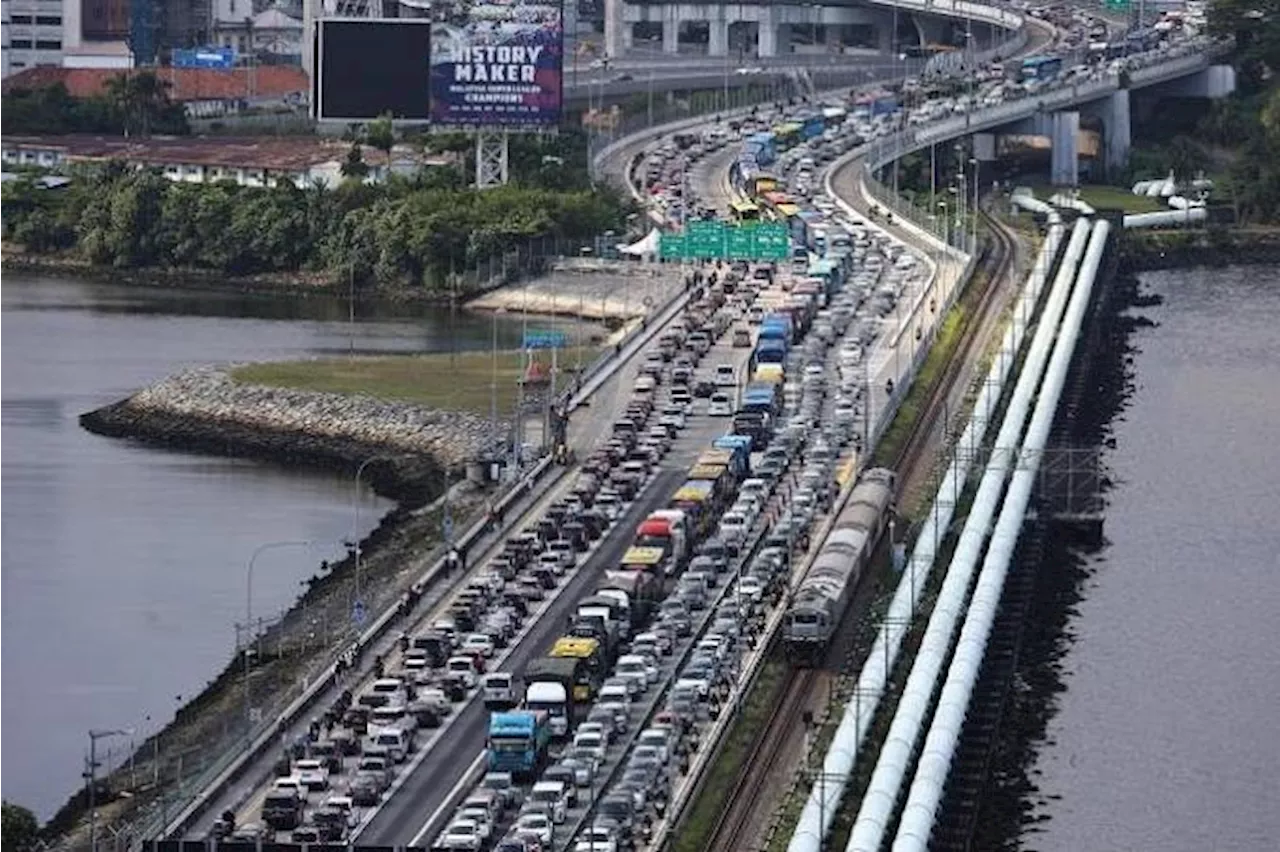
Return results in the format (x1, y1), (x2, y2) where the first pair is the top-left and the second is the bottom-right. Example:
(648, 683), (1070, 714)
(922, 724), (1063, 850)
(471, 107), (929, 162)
(173, 46), (236, 69)
(523, 330), (568, 349)
(429, 1), (564, 127)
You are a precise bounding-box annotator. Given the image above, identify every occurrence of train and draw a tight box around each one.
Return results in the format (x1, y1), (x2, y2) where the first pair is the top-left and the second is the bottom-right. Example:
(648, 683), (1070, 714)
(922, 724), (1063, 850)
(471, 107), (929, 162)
(783, 467), (897, 663)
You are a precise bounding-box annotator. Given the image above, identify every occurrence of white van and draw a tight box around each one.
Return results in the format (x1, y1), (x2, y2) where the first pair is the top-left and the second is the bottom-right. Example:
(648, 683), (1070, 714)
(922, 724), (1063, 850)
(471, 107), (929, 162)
(368, 728), (410, 763)
(529, 780), (569, 824)
(482, 672), (518, 709)
(709, 393), (733, 417)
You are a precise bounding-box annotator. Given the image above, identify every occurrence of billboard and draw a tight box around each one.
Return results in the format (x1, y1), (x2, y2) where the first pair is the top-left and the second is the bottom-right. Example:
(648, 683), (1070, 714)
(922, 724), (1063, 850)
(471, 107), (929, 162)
(315, 18), (432, 123)
(430, 1), (564, 127)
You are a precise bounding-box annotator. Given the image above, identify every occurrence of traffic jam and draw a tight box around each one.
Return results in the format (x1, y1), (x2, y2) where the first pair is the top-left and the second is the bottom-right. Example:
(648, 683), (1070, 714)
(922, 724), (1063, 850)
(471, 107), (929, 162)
(206, 9), (1209, 850)
(428, 110), (938, 852)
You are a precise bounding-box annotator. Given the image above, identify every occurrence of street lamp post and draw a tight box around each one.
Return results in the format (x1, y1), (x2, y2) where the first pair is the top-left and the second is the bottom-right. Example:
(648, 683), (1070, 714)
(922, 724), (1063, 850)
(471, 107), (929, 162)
(86, 728), (133, 852)
(969, 156), (980, 253)
(491, 307), (508, 455)
(245, 540), (313, 739)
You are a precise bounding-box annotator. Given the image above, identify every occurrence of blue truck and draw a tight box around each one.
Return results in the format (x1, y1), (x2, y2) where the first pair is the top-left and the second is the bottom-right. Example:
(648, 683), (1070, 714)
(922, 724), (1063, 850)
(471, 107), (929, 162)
(487, 710), (552, 780)
(760, 312), (793, 341)
(801, 115), (825, 140)
(713, 435), (754, 475)
(751, 338), (788, 375)
(741, 383), (781, 416)
(745, 131), (778, 168)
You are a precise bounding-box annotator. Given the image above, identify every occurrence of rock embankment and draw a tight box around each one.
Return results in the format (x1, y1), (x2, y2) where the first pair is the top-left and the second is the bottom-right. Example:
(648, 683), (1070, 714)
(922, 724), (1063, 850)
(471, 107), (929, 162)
(81, 366), (507, 504)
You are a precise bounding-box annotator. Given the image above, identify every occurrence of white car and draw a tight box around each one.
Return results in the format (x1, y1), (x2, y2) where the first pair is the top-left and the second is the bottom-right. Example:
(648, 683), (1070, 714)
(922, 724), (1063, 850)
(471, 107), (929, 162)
(457, 807), (493, 840)
(292, 759), (330, 792)
(719, 511), (750, 545)
(445, 655), (479, 689)
(574, 828), (619, 852)
(516, 812), (553, 844)
(616, 654), (659, 687)
(573, 729), (608, 764)
(271, 776), (307, 798)
(462, 633), (495, 659)
(737, 576), (766, 602)
(714, 363), (737, 386)
(708, 393), (734, 417)
(440, 819), (482, 850)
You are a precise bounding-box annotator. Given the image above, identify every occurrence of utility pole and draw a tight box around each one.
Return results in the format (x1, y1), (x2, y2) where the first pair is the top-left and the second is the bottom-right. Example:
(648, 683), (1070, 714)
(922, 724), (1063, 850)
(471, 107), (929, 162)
(86, 729), (132, 852)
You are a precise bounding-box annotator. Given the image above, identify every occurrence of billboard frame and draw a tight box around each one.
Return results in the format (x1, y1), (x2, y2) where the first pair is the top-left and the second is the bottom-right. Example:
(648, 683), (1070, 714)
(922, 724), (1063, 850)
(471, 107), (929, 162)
(313, 16), (434, 126)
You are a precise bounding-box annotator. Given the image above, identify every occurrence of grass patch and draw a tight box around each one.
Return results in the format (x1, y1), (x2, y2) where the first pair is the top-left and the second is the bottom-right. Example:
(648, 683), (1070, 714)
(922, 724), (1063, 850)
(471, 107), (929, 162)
(872, 302), (969, 469)
(1074, 184), (1167, 214)
(232, 348), (603, 416)
(672, 657), (788, 852)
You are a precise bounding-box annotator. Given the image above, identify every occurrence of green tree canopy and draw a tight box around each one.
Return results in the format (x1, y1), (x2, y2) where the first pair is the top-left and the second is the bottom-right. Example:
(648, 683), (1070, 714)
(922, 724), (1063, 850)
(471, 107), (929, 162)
(2, 801), (40, 852)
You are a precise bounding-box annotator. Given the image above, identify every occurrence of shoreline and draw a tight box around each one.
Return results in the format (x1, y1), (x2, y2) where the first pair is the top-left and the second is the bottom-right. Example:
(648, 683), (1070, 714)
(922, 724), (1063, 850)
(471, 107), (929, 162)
(5, 247), (677, 320)
(1117, 225), (1280, 271)
(42, 367), (498, 845)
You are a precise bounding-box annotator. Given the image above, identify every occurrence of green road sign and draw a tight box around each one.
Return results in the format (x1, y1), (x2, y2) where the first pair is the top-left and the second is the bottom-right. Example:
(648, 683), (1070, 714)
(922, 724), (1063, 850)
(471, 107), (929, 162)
(659, 231), (689, 260)
(754, 222), (791, 260)
(1103, 0), (1129, 11)
(688, 220), (727, 258)
(660, 220), (791, 261)
(727, 224), (756, 259)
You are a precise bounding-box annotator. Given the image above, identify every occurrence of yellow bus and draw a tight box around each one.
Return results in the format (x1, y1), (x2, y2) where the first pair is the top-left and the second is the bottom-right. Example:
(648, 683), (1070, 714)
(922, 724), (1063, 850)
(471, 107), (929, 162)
(550, 637), (604, 702)
(731, 199), (761, 222)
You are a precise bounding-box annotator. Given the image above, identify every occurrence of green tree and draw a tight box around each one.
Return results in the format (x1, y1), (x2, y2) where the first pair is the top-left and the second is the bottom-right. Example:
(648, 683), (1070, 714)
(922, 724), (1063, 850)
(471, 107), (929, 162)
(341, 144), (370, 181)
(1167, 135), (1206, 186)
(3, 801), (40, 852)
(102, 71), (186, 137)
(365, 113), (396, 180)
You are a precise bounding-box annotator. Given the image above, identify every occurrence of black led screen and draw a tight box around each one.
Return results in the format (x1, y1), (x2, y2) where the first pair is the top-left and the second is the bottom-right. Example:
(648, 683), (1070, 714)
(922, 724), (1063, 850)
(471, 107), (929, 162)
(315, 19), (431, 122)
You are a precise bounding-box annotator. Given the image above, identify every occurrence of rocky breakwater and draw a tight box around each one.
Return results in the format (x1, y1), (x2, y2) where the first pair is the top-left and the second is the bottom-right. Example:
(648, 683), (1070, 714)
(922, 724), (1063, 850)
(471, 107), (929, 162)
(81, 366), (506, 504)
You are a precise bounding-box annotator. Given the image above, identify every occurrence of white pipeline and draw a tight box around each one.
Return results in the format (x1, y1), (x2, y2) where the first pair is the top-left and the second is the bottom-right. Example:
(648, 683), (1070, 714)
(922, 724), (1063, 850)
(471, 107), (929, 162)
(893, 219), (1113, 852)
(843, 217), (1093, 852)
(1011, 194), (1055, 217)
(1123, 207), (1207, 228)
(784, 214), (1069, 852)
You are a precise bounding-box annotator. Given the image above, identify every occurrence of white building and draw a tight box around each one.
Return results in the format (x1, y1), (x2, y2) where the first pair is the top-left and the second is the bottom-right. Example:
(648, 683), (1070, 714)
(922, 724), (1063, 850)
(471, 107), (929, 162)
(213, 3), (304, 61)
(1, 134), (449, 188)
(2, 0), (67, 76)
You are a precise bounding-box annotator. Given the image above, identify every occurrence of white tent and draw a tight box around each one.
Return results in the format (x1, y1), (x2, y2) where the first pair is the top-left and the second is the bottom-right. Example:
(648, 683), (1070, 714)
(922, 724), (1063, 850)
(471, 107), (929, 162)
(617, 228), (661, 258)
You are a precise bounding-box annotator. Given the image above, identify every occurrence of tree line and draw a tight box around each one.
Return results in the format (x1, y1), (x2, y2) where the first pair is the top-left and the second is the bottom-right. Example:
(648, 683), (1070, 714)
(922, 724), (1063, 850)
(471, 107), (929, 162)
(3, 72), (190, 137)
(2, 164), (629, 290)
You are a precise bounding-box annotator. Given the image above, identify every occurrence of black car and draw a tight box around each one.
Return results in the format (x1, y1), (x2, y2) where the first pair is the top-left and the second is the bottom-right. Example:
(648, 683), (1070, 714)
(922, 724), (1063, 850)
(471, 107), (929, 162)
(693, 379), (717, 398)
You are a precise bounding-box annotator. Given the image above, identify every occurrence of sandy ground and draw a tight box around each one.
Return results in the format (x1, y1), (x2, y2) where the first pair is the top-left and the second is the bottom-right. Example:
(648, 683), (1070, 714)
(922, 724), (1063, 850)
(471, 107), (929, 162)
(469, 258), (685, 321)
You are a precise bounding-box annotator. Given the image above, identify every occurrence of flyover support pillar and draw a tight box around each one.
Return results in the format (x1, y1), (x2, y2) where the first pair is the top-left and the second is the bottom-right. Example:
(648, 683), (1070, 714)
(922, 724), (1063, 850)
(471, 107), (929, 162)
(604, 0), (622, 59)
(1050, 110), (1079, 187)
(1102, 89), (1131, 176)
(758, 7), (778, 57)
(663, 8), (679, 55)
(973, 133), (997, 163)
(709, 17), (729, 58)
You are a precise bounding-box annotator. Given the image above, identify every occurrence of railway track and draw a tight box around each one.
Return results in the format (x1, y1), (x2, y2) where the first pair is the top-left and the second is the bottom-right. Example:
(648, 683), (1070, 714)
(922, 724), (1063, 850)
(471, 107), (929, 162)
(895, 207), (1020, 498)
(706, 667), (820, 852)
(701, 204), (1021, 852)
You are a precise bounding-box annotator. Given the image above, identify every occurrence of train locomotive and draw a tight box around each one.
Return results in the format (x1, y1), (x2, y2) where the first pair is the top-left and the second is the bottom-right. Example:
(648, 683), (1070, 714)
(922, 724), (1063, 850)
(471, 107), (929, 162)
(783, 467), (897, 664)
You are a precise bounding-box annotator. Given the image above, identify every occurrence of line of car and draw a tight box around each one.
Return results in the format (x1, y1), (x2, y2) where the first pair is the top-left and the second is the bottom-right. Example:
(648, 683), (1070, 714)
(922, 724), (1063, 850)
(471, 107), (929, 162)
(209, 286), (728, 847)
